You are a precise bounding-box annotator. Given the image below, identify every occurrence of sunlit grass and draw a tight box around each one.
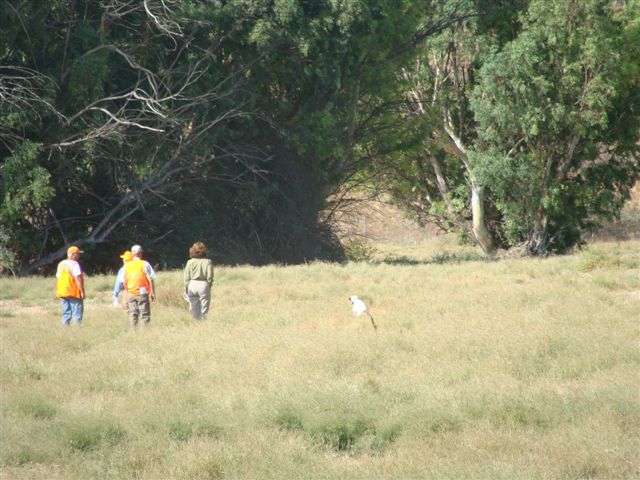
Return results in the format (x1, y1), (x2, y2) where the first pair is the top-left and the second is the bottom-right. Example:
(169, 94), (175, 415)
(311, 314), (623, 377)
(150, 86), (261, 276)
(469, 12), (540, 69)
(1, 240), (638, 479)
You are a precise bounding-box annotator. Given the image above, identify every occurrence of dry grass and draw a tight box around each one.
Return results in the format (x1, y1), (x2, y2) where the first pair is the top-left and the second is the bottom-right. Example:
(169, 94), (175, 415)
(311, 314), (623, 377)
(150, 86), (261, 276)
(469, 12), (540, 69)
(1, 240), (639, 479)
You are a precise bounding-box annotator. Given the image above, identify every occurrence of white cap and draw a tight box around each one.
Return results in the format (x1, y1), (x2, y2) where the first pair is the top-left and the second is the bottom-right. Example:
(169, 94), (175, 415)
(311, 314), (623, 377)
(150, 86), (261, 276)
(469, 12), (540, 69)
(131, 244), (143, 254)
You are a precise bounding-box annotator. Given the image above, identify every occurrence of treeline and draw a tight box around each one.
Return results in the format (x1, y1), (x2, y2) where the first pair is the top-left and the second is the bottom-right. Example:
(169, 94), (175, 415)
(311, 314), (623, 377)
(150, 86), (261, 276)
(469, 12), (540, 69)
(1, 0), (638, 275)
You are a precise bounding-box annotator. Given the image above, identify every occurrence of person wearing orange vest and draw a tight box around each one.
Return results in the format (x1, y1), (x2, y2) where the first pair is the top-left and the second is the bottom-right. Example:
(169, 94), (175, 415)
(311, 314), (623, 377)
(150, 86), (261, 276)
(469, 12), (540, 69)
(55, 246), (85, 326)
(123, 244), (156, 328)
(112, 250), (133, 312)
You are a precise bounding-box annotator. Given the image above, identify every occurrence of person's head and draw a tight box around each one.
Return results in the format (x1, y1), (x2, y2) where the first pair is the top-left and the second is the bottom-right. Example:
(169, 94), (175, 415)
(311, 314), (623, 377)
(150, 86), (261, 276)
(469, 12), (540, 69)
(189, 242), (208, 259)
(67, 246), (84, 260)
(131, 245), (143, 258)
(120, 251), (134, 263)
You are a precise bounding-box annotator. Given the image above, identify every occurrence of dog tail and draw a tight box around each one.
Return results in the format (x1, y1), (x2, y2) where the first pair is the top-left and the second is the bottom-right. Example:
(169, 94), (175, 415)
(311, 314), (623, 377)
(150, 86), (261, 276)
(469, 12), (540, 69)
(368, 313), (377, 331)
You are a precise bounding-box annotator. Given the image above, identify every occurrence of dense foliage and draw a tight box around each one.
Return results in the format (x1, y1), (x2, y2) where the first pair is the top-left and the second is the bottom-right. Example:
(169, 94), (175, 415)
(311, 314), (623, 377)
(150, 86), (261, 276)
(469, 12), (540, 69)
(1, 0), (638, 274)
(368, 0), (639, 254)
(470, 0), (640, 253)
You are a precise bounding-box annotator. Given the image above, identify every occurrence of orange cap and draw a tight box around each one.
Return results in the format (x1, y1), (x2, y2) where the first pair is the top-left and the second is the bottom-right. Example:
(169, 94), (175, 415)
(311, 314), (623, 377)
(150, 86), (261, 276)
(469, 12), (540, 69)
(119, 251), (134, 261)
(67, 246), (84, 255)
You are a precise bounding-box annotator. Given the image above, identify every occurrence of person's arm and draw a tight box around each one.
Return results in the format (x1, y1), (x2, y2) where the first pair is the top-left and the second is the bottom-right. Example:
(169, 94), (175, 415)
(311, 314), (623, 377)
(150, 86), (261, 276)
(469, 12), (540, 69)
(207, 260), (214, 286)
(70, 261), (85, 299)
(144, 261), (157, 281)
(149, 279), (155, 301)
(144, 262), (156, 301)
(113, 269), (124, 306)
(113, 269), (124, 297)
(184, 260), (191, 290)
(74, 274), (85, 299)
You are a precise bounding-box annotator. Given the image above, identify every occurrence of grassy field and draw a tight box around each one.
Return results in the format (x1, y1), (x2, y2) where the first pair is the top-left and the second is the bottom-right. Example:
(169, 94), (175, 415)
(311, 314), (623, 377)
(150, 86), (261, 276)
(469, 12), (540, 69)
(1, 240), (639, 479)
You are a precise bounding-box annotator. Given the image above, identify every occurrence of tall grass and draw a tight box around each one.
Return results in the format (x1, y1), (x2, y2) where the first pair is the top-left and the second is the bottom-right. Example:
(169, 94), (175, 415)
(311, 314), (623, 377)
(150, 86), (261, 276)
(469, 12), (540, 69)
(1, 241), (639, 479)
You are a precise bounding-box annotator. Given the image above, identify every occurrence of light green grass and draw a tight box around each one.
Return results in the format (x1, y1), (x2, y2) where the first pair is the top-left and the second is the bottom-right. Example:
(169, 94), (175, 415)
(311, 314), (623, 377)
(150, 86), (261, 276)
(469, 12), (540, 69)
(1, 241), (639, 479)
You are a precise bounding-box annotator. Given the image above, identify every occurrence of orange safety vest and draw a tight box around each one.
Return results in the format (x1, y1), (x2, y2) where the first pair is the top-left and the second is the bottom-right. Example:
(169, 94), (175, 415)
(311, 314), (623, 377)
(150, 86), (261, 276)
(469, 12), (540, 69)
(124, 258), (151, 296)
(56, 262), (83, 299)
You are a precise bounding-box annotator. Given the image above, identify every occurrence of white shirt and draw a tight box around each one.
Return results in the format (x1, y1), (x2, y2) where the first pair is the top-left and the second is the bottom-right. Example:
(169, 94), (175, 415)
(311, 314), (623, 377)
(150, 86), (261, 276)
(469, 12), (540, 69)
(140, 259), (157, 280)
(56, 259), (82, 278)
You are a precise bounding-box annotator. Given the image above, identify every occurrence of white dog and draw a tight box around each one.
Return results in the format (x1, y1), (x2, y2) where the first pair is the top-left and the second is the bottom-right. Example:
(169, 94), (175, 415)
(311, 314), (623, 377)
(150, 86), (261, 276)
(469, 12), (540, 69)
(349, 295), (377, 330)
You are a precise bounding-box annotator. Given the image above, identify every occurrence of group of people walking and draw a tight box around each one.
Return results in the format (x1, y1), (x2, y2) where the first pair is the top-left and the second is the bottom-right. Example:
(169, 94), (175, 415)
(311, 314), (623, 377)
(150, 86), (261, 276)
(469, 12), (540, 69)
(55, 242), (214, 328)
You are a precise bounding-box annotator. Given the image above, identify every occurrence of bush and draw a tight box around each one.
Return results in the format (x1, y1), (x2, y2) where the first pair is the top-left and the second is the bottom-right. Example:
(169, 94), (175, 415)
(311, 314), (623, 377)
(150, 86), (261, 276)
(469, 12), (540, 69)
(343, 240), (378, 262)
(308, 419), (372, 452)
(0, 227), (16, 275)
(168, 420), (194, 442)
(66, 421), (127, 451)
(274, 408), (304, 432)
(306, 417), (400, 455)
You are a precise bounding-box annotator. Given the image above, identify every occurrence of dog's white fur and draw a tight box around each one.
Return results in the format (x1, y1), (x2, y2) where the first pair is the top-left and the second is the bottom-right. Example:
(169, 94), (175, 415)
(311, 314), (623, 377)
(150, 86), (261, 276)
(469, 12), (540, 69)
(349, 295), (368, 316)
(349, 295), (377, 330)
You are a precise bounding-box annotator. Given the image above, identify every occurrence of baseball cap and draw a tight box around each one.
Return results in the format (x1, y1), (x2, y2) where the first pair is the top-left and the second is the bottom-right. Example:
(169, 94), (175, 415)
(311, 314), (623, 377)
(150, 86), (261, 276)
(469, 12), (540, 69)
(131, 245), (143, 254)
(119, 251), (134, 261)
(67, 246), (84, 255)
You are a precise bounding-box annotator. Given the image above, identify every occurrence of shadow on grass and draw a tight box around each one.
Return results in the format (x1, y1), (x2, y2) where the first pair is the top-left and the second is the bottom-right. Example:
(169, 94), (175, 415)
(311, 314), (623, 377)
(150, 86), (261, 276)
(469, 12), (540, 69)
(375, 251), (498, 266)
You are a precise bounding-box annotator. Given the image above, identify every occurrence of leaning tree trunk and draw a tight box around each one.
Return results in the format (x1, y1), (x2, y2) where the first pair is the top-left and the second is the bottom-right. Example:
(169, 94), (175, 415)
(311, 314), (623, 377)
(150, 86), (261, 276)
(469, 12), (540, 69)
(442, 115), (496, 255)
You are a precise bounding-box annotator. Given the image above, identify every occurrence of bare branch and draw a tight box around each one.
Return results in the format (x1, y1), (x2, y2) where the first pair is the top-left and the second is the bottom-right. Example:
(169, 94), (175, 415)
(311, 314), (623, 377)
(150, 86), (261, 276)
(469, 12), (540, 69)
(0, 67), (64, 122)
(442, 107), (472, 172)
(143, 0), (183, 38)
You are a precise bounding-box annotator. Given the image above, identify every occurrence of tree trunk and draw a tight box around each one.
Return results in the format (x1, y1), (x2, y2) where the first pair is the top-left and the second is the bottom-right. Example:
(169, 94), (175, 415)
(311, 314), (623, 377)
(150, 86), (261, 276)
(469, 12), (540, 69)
(526, 209), (550, 255)
(441, 117), (496, 254)
(428, 154), (457, 220)
(471, 184), (495, 254)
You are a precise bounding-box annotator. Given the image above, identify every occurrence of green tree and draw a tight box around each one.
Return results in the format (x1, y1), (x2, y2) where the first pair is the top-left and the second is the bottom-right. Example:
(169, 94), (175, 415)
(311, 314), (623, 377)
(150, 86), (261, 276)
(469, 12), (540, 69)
(470, 0), (640, 254)
(0, 1), (260, 273)
(0, 0), (442, 273)
(375, 0), (638, 255)
(365, 0), (528, 253)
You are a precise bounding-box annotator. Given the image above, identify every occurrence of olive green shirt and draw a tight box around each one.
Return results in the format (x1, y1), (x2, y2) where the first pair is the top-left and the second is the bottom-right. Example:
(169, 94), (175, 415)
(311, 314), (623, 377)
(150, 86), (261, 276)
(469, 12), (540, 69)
(183, 258), (214, 288)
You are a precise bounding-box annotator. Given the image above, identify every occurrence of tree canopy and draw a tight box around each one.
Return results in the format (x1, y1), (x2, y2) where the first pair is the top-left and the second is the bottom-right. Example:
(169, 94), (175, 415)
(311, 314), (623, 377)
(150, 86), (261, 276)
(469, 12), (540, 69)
(359, 0), (639, 254)
(1, 0), (638, 274)
(470, 0), (640, 253)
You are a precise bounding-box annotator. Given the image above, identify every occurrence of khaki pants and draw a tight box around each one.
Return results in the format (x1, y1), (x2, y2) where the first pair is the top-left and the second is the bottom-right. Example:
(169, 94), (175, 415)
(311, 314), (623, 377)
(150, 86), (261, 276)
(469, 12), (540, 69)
(128, 294), (150, 327)
(187, 280), (211, 320)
